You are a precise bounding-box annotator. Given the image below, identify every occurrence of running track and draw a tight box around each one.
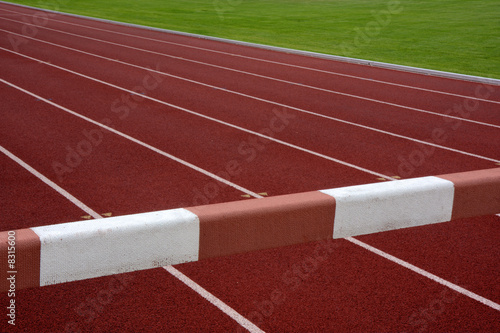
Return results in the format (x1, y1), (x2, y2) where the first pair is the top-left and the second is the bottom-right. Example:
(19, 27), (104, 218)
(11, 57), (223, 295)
(0, 2), (499, 332)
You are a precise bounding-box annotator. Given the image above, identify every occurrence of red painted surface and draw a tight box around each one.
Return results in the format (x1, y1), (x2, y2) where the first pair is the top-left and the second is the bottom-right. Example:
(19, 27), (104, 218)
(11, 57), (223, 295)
(0, 229), (40, 291)
(439, 168), (500, 219)
(189, 191), (335, 259)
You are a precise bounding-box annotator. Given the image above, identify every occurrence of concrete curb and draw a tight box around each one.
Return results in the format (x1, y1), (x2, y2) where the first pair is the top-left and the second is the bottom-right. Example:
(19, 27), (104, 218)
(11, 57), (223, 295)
(1, 0), (499, 85)
(1, 168), (499, 291)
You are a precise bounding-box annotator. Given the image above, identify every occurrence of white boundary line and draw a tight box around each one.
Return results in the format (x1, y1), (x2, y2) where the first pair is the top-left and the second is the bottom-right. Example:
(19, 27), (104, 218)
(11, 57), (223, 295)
(0, 48), (395, 181)
(0, 7), (499, 104)
(0, 78), (263, 199)
(0, 145), (102, 219)
(1, 20), (499, 131)
(164, 266), (266, 333)
(0, 0), (499, 86)
(347, 237), (500, 311)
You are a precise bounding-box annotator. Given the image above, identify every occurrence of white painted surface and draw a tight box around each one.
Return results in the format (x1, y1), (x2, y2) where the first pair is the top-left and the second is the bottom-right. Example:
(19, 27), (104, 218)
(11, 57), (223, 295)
(32, 208), (200, 285)
(321, 177), (455, 238)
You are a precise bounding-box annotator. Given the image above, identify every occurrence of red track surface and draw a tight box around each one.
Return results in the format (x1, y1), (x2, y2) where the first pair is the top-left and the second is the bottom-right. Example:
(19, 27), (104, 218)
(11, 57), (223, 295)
(0, 2), (499, 332)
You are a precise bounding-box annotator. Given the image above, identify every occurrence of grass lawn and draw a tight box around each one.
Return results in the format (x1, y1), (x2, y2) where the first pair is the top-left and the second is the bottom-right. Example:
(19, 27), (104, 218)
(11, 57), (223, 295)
(5, 0), (500, 79)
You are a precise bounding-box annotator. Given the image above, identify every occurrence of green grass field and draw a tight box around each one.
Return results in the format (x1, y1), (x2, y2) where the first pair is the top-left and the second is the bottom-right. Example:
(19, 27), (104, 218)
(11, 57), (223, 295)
(6, 0), (500, 79)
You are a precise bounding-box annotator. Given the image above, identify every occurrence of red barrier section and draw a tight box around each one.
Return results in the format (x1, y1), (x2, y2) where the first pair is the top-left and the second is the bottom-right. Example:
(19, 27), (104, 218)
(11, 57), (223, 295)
(439, 168), (500, 220)
(188, 191), (336, 260)
(0, 229), (40, 291)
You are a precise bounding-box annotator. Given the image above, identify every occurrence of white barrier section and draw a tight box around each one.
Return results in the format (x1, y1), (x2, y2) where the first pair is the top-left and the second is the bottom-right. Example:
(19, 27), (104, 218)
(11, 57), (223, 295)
(321, 177), (455, 239)
(32, 208), (200, 286)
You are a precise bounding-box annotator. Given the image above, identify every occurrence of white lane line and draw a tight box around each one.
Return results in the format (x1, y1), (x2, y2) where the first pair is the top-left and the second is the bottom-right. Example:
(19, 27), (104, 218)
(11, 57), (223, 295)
(164, 265), (266, 333)
(347, 236), (500, 311)
(0, 7), (498, 105)
(1, 21), (499, 131)
(0, 48), (395, 181)
(1, 33), (498, 164)
(0, 145), (102, 219)
(0, 78), (264, 199)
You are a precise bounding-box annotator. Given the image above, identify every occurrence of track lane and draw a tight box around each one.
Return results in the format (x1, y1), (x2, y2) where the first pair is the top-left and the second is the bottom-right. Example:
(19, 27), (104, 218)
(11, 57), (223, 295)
(2, 78), (496, 330)
(6, 89), (494, 332)
(355, 215), (500, 303)
(0, 18), (498, 164)
(175, 233), (500, 333)
(0, 82), (250, 228)
(0, 218), (497, 333)
(2, 3), (499, 101)
(0, 268), (248, 333)
(0, 53), (385, 200)
(1, 13), (499, 128)
(0, 45), (400, 182)
(0, 151), (87, 230)
(0, 37), (497, 182)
